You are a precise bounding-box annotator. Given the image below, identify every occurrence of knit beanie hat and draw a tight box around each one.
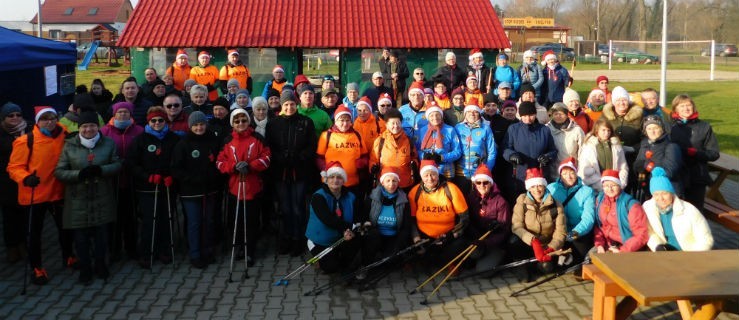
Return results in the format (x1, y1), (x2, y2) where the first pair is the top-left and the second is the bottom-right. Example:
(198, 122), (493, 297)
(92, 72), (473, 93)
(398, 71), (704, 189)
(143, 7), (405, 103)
(0, 102), (21, 120)
(346, 82), (359, 92)
(379, 167), (400, 183)
(73, 93), (95, 111)
(423, 88), (434, 96)
(502, 100), (517, 110)
(267, 88), (281, 100)
(183, 79), (197, 88)
(78, 111), (99, 127)
(563, 88), (580, 105)
(611, 86), (630, 102)
(451, 87), (465, 98)
(212, 97), (230, 109)
(188, 111), (208, 128)
(596, 75), (609, 84)
(483, 93), (496, 105)
(230, 108), (250, 125)
(111, 101), (134, 114)
(550, 102), (568, 115)
(589, 89), (606, 100)
(252, 96), (268, 110)
(601, 169), (622, 188)
(523, 50), (535, 59)
(472, 164), (494, 184)
(236, 89), (250, 99)
(280, 89), (297, 105)
(558, 157), (577, 175)
(34, 106), (57, 123)
(518, 101), (537, 116)
(297, 83), (314, 96)
(520, 83), (536, 95)
(649, 167), (675, 194)
(642, 114), (664, 133)
(525, 168), (547, 190)
(227, 78), (240, 88)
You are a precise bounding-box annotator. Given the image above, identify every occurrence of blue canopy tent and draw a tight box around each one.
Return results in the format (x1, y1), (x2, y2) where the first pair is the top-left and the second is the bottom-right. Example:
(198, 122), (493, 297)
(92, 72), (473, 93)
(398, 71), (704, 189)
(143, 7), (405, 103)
(0, 27), (76, 121)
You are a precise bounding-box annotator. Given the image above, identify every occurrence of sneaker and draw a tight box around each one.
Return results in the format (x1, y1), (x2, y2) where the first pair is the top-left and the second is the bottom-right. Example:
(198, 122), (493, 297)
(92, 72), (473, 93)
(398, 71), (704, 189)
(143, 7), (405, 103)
(32, 267), (49, 285)
(66, 256), (80, 270)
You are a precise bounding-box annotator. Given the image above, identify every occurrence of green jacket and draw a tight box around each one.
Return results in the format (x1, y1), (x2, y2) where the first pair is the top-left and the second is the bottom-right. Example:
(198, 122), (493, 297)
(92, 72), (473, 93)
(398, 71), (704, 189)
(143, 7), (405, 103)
(55, 134), (121, 229)
(298, 105), (332, 138)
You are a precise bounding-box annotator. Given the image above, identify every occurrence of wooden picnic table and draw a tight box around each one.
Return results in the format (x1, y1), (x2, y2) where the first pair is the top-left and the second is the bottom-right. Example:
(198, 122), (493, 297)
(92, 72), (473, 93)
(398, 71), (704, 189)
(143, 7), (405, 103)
(707, 155), (739, 207)
(585, 250), (739, 320)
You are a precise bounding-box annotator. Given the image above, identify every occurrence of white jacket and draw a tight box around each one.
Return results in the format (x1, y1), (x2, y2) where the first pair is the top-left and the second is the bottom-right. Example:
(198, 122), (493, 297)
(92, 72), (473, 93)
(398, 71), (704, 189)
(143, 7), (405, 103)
(546, 120), (584, 179)
(643, 197), (714, 251)
(577, 135), (628, 192)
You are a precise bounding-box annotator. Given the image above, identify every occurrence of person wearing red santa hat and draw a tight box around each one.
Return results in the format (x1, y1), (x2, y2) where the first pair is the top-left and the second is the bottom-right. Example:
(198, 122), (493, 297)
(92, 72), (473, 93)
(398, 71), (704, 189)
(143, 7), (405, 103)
(593, 169), (648, 254)
(189, 51), (220, 101)
(466, 49), (492, 94)
(219, 49), (252, 94)
(464, 75), (484, 108)
(465, 164), (510, 271)
(316, 105), (369, 198)
(166, 49), (192, 92)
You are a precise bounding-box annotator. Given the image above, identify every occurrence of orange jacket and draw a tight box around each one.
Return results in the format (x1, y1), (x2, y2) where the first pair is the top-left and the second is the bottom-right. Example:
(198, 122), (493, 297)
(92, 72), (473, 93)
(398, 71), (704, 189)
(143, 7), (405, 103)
(464, 91), (484, 107)
(7, 125), (67, 205)
(219, 64), (251, 90)
(190, 64), (219, 101)
(434, 96), (451, 110)
(167, 63), (192, 91)
(353, 113), (384, 158)
(316, 129), (368, 187)
(369, 129), (417, 188)
(409, 181), (468, 238)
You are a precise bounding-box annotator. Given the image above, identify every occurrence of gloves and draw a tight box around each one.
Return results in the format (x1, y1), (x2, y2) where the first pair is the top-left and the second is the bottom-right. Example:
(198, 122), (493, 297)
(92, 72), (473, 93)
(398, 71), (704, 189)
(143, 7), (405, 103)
(148, 174), (162, 185)
(163, 176), (173, 187)
(79, 165), (102, 180)
(23, 174), (41, 187)
(537, 154), (551, 167)
(686, 147), (697, 157)
(654, 244), (668, 251)
(509, 152), (522, 165)
(645, 161), (655, 173)
(235, 161), (249, 174)
(370, 164), (380, 176)
(567, 231), (579, 241)
(88, 165), (102, 177)
(531, 238), (552, 262)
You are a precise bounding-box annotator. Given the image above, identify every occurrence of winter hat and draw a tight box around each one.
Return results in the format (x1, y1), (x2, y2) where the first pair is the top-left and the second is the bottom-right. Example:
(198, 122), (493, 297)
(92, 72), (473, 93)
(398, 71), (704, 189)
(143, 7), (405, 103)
(589, 89), (606, 100)
(321, 88), (338, 97)
(198, 51), (210, 59)
(213, 97), (230, 109)
(280, 89), (297, 105)
(563, 88), (580, 105)
(78, 111), (99, 127)
(377, 93), (393, 107)
(466, 75), (478, 86)
(230, 108), (250, 125)
(372, 71), (384, 79)
(596, 75), (609, 84)
(544, 52), (557, 61)
(451, 87), (465, 98)
(425, 105), (443, 119)
(525, 168), (547, 190)
(346, 82), (359, 92)
(520, 83), (536, 95)
(611, 86), (630, 102)
(465, 97), (482, 114)
(146, 106), (167, 122)
(176, 49), (188, 60)
(497, 53), (508, 61)
(297, 84), (314, 96)
(497, 81), (512, 90)
(408, 87), (424, 97)
(111, 101), (134, 114)
(379, 167), (400, 183)
(73, 93), (95, 111)
(357, 97), (373, 112)
(600, 169), (622, 188)
(188, 111), (208, 128)
(558, 157), (577, 175)
(523, 50), (535, 59)
(272, 65), (284, 73)
(323, 161), (347, 182)
(502, 100), (517, 110)
(34, 106), (57, 123)
(322, 74), (335, 82)
(293, 74), (310, 88)
(518, 101), (537, 116)
(227, 49), (239, 57)
(183, 79), (197, 88)
(423, 88), (434, 96)
(227, 78), (240, 88)
(1, 102), (22, 120)
(469, 48), (483, 60)
(267, 88), (281, 100)
(483, 93), (496, 105)
(419, 159), (439, 176)
(649, 167), (675, 194)
(252, 96), (268, 110)
(550, 102), (568, 115)
(334, 105), (352, 121)
(445, 52), (456, 61)
(472, 164), (494, 184)
(236, 89), (250, 99)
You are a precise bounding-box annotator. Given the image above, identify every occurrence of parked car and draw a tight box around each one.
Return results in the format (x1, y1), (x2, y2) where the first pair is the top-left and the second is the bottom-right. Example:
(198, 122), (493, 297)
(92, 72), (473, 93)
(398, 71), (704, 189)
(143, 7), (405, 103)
(700, 43), (738, 57)
(613, 48), (659, 63)
(528, 43), (575, 61)
(597, 44), (611, 56)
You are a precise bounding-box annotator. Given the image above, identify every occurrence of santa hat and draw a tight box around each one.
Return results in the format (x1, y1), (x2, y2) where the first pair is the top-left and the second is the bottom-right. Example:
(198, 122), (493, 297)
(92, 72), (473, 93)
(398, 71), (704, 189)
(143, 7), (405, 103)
(334, 105), (352, 121)
(543, 50), (557, 61)
(466, 75), (478, 86)
(419, 159), (439, 176)
(425, 105), (443, 118)
(558, 157), (577, 175)
(377, 93), (393, 107)
(356, 97), (373, 112)
(523, 50), (535, 59)
(562, 89), (580, 105)
(611, 86), (630, 102)
(472, 164), (494, 184)
(596, 75), (609, 84)
(273, 64), (284, 73)
(464, 97), (482, 114)
(323, 161), (347, 181)
(469, 48), (483, 60)
(379, 167), (400, 183)
(228, 49), (239, 56)
(198, 51), (211, 59)
(34, 106), (57, 123)
(408, 86), (424, 97)
(525, 168), (547, 190)
(600, 169), (622, 188)
(176, 49), (188, 60)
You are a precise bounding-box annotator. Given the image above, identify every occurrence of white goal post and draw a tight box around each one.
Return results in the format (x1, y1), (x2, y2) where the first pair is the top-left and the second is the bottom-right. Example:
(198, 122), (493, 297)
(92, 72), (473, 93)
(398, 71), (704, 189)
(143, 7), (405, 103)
(607, 39), (716, 81)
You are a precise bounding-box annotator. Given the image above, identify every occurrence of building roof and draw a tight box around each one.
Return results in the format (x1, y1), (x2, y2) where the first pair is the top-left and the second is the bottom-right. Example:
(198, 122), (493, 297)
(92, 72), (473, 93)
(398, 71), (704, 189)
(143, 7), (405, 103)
(119, 0), (509, 49)
(30, 0), (126, 24)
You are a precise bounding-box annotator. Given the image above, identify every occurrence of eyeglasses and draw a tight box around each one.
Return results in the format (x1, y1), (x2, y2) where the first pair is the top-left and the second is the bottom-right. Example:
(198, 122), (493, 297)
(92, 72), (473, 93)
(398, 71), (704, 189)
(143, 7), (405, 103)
(39, 117), (58, 122)
(149, 118), (165, 123)
(6, 113), (22, 118)
(475, 181), (491, 186)
(165, 103), (181, 109)
(233, 119), (249, 124)
(415, 73), (424, 75)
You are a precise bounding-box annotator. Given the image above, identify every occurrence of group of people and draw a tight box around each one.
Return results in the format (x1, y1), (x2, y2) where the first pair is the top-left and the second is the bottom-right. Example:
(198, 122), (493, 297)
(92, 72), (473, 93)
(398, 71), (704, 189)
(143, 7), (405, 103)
(0, 48), (719, 288)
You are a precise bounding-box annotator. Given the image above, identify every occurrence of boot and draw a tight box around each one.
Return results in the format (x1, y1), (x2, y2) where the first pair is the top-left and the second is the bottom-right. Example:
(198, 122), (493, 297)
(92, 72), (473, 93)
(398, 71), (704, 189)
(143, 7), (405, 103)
(277, 238), (291, 255)
(290, 239), (304, 257)
(6, 246), (22, 263)
(79, 265), (93, 286)
(95, 259), (109, 281)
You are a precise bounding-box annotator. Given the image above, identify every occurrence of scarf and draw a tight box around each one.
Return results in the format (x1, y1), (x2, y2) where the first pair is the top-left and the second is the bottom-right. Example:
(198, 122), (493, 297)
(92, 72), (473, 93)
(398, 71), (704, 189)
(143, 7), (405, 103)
(465, 120), (481, 129)
(596, 139), (613, 172)
(587, 102), (604, 112)
(434, 92), (448, 100)
(421, 123), (444, 150)
(2, 119), (27, 136)
(254, 117), (268, 137)
(145, 124), (170, 140)
(114, 119), (132, 130)
(39, 125), (62, 137)
(547, 64), (558, 81)
(79, 132), (101, 149)
(551, 118), (570, 130)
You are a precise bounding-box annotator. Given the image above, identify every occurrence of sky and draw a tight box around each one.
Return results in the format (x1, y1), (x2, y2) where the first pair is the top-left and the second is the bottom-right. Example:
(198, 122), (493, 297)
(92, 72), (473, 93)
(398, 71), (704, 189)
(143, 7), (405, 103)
(0, 0), (139, 21)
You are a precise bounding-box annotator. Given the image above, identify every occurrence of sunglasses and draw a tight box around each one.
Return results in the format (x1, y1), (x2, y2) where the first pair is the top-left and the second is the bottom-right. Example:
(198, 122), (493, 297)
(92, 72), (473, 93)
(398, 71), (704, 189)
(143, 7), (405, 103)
(415, 73), (424, 75)
(149, 118), (165, 123)
(6, 113), (22, 118)
(233, 119), (249, 124)
(165, 103), (181, 109)
(379, 104), (391, 107)
(475, 181), (491, 186)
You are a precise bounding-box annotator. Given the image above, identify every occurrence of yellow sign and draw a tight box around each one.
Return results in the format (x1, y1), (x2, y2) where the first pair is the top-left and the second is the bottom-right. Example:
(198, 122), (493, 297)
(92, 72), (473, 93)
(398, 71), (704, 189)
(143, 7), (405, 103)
(504, 17), (555, 28)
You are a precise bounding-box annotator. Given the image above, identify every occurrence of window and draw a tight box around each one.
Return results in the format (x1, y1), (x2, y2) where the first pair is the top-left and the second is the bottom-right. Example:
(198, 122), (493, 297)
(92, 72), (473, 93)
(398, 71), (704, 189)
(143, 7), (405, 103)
(49, 29), (62, 39)
(88, 8), (98, 15)
(63, 8), (74, 15)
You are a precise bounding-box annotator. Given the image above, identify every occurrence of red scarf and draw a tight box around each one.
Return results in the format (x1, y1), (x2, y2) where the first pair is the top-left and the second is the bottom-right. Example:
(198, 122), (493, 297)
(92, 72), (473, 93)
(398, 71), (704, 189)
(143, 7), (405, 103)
(421, 124), (444, 150)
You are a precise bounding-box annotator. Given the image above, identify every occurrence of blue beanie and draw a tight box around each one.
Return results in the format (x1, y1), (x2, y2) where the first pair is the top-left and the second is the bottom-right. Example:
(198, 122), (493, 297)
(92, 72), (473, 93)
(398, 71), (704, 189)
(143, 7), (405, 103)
(1, 102), (22, 120)
(649, 167), (675, 194)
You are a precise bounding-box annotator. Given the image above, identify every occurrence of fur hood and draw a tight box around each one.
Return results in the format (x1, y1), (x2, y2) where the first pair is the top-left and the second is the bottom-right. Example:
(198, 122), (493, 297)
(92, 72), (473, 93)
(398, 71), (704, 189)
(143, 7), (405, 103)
(602, 103), (643, 122)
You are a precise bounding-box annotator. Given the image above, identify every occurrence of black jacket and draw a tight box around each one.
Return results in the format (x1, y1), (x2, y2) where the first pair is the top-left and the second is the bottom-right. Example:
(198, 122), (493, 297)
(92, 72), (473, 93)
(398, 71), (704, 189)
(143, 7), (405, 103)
(170, 131), (224, 196)
(634, 133), (684, 195)
(265, 113), (317, 182)
(127, 129), (180, 191)
(433, 64), (467, 92)
(670, 117), (720, 185)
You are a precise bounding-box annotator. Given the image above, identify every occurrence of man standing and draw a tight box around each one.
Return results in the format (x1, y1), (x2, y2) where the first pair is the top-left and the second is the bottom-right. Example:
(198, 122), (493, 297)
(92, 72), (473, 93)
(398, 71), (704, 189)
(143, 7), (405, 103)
(219, 49), (252, 94)
(433, 52), (466, 93)
(363, 72), (394, 108)
(388, 50), (409, 106)
(190, 51), (219, 101)
(166, 49), (192, 92)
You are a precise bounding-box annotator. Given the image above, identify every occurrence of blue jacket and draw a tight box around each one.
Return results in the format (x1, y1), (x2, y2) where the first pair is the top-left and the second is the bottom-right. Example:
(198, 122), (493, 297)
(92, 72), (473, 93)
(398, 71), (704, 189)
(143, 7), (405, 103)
(493, 65), (521, 99)
(399, 104), (427, 144)
(306, 185), (358, 246)
(454, 121), (497, 178)
(547, 178), (596, 236)
(502, 122), (558, 182)
(340, 96), (359, 120)
(542, 64), (569, 105)
(518, 63), (544, 97)
(415, 123), (462, 178)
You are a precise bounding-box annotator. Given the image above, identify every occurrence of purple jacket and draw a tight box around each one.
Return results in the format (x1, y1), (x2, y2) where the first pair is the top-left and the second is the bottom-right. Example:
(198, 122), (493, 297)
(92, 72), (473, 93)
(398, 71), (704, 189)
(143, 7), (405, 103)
(467, 183), (511, 248)
(101, 121), (144, 188)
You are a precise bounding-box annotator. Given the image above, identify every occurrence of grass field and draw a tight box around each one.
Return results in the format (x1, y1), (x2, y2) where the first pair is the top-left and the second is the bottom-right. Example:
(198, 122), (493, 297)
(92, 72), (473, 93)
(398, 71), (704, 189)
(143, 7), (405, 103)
(77, 62), (739, 157)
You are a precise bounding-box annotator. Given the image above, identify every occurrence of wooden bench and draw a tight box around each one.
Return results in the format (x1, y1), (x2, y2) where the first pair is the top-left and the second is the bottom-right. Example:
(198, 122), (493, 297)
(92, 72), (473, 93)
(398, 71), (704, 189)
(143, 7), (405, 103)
(704, 198), (739, 233)
(706, 158), (739, 207)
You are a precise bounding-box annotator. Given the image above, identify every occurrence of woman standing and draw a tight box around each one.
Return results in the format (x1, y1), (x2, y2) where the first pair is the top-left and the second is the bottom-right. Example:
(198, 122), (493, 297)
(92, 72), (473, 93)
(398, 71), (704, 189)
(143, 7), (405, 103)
(415, 106), (462, 179)
(546, 103), (584, 180)
(0, 103), (30, 263)
(578, 119), (628, 192)
(669, 94), (720, 211)
(518, 50), (544, 101)
(633, 115), (684, 200)
(55, 111), (121, 284)
(369, 108), (417, 192)
(316, 105), (369, 197)
(454, 103), (496, 194)
(90, 79), (113, 122)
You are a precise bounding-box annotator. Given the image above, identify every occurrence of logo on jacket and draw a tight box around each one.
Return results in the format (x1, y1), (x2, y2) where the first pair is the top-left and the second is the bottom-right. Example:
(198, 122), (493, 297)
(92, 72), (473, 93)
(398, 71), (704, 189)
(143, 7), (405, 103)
(147, 145), (157, 153)
(191, 150), (200, 158)
(421, 205), (450, 214)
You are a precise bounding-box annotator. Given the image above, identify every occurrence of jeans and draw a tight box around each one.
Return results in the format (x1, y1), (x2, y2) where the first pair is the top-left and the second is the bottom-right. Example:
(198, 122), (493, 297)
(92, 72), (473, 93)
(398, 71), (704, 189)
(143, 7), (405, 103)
(276, 181), (307, 240)
(74, 225), (108, 270)
(181, 194), (216, 260)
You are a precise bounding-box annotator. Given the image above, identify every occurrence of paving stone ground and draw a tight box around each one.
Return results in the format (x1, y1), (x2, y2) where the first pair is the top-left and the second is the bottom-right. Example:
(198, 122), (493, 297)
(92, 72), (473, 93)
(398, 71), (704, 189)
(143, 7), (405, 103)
(1, 207), (737, 320)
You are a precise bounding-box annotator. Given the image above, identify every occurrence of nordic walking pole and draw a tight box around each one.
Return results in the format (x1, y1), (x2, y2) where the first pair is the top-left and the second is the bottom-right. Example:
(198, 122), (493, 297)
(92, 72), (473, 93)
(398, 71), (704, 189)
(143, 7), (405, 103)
(240, 175), (249, 280)
(453, 248), (572, 282)
(510, 255), (588, 297)
(21, 179), (36, 296)
(150, 183), (159, 273)
(274, 237), (346, 286)
(166, 185), (176, 270)
(228, 175), (243, 283)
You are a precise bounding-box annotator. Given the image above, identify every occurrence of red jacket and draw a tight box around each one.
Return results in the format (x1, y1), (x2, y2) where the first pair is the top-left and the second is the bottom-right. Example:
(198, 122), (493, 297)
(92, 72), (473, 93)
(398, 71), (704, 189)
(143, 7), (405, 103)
(216, 128), (271, 200)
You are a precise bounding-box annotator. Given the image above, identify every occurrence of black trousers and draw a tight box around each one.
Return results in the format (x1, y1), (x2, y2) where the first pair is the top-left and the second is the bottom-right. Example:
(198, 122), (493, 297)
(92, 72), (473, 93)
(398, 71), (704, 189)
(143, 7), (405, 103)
(26, 201), (74, 269)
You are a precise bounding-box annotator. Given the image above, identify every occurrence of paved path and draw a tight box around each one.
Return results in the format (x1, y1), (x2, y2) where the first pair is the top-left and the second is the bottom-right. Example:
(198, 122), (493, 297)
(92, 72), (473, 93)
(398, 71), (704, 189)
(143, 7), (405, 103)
(575, 69), (739, 82)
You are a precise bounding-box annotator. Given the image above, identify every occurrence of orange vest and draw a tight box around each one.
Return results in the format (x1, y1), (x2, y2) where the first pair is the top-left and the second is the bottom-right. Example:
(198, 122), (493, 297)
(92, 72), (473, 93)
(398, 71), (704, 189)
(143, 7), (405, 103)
(369, 129), (417, 188)
(464, 91), (484, 107)
(316, 129), (368, 187)
(409, 182), (468, 238)
(190, 64), (219, 101)
(219, 64), (251, 89)
(353, 114), (384, 157)
(167, 63), (192, 91)
(7, 125), (67, 205)
(434, 96), (451, 110)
